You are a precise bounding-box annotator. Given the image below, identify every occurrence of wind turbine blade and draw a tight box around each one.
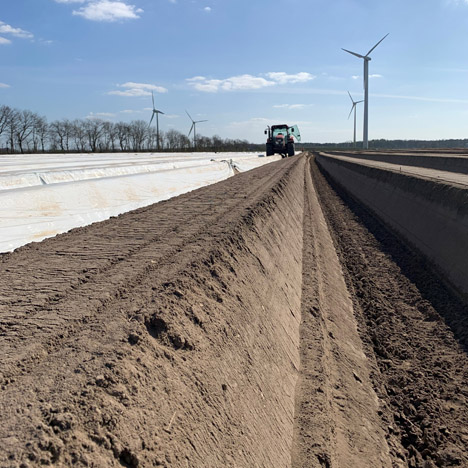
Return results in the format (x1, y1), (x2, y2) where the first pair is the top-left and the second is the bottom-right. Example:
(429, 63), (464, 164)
(186, 110), (194, 122)
(197, 120), (208, 123)
(155, 109), (164, 115)
(188, 123), (194, 136)
(348, 105), (355, 120)
(347, 91), (355, 104)
(366, 33), (389, 56)
(342, 48), (365, 59)
(149, 113), (155, 127)
(356, 100), (364, 104)
(152, 91), (155, 109)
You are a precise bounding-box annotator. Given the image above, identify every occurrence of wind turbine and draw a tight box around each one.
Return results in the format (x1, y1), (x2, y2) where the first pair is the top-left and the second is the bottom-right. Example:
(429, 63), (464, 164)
(149, 91), (164, 151)
(186, 110), (208, 149)
(342, 33), (389, 150)
(347, 91), (364, 148)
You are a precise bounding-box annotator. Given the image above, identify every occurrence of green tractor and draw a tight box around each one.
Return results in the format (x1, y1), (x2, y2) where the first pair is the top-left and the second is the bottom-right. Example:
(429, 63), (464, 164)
(265, 124), (301, 158)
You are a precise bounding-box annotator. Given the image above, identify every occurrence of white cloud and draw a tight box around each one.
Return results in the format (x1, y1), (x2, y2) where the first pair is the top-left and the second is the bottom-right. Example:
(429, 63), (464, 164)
(273, 104), (309, 109)
(187, 72), (315, 93)
(266, 72), (316, 84)
(87, 111), (116, 120)
(72, 1), (143, 22)
(120, 109), (141, 114)
(0, 83), (11, 88)
(54, 0), (87, 3)
(0, 21), (34, 45)
(0, 21), (33, 39)
(204, 6), (211, 12)
(352, 75), (359, 80)
(187, 74), (276, 92)
(108, 82), (168, 97)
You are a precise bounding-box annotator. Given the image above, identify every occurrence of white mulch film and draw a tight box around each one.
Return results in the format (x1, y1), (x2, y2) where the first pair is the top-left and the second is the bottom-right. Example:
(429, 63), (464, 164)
(0, 152), (281, 253)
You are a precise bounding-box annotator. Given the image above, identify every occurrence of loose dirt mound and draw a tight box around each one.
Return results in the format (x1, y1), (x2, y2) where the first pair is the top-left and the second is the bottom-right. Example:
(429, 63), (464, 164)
(0, 158), (304, 467)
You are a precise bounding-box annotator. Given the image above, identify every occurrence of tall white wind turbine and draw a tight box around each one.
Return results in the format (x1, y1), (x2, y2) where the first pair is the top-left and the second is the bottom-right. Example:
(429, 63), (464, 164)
(186, 110), (208, 149)
(347, 91), (364, 148)
(149, 91), (164, 151)
(342, 33), (389, 149)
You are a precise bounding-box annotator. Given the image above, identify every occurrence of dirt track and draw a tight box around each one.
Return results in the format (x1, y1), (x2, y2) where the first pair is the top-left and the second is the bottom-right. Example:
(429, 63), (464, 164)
(1, 153), (468, 467)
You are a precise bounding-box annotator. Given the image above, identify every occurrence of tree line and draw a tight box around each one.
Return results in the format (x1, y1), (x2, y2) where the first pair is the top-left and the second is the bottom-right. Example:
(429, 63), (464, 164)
(301, 138), (468, 150)
(0, 105), (260, 154)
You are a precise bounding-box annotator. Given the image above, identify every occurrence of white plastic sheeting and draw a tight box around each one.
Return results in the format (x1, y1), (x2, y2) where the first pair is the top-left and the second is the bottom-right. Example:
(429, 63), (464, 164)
(0, 152), (281, 253)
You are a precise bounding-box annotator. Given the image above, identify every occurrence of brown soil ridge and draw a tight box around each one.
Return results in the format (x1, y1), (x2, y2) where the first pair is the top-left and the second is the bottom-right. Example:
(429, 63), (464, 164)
(311, 155), (468, 467)
(0, 156), (304, 467)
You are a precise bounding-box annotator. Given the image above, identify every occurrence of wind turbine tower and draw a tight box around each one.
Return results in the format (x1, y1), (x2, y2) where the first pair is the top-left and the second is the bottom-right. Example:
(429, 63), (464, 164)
(149, 91), (164, 151)
(342, 33), (389, 149)
(186, 110), (208, 149)
(347, 91), (364, 147)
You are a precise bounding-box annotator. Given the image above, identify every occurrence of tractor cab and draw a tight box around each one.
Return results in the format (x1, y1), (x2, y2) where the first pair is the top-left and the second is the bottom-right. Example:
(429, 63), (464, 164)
(265, 124), (301, 158)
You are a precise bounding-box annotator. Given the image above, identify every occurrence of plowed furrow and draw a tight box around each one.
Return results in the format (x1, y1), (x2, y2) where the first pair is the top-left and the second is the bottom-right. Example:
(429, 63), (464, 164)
(311, 155), (468, 467)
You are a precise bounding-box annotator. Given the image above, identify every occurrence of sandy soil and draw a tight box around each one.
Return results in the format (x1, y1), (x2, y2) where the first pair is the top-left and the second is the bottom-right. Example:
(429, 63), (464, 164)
(1, 153), (468, 467)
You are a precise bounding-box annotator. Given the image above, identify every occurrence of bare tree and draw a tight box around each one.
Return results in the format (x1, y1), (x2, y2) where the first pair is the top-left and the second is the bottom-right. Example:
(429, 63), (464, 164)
(101, 121), (117, 152)
(0, 105), (261, 154)
(84, 118), (104, 152)
(128, 120), (148, 152)
(0, 106), (13, 147)
(4, 108), (19, 153)
(36, 116), (49, 153)
(49, 119), (74, 152)
(15, 110), (37, 153)
(211, 135), (224, 152)
(115, 122), (129, 152)
(195, 135), (212, 151)
(71, 119), (88, 152)
(31, 115), (48, 152)
(164, 129), (179, 150)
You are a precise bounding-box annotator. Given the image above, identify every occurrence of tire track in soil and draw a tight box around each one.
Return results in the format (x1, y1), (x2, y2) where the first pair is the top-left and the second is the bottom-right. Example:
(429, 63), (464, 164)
(0, 158), (295, 386)
(311, 155), (468, 467)
(291, 155), (393, 468)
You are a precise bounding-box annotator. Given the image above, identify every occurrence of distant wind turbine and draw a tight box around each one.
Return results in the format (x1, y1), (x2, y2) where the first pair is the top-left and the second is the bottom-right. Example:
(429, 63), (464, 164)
(342, 33), (389, 149)
(186, 110), (208, 149)
(148, 91), (164, 151)
(347, 91), (364, 148)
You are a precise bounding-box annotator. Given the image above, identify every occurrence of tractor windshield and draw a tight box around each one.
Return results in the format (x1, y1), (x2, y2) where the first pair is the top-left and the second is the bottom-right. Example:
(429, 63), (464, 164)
(272, 127), (288, 138)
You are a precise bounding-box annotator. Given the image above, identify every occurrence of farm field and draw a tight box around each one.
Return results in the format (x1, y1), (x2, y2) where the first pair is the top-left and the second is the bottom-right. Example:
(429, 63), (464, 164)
(1, 152), (468, 467)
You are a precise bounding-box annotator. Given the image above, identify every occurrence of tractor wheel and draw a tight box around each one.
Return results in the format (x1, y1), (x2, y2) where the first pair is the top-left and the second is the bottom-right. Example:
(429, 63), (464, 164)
(266, 144), (274, 156)
(287, 142), (295, 157)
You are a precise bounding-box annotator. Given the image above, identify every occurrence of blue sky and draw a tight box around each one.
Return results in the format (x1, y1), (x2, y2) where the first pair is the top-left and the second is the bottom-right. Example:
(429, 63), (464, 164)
(2, 0), (468, 143)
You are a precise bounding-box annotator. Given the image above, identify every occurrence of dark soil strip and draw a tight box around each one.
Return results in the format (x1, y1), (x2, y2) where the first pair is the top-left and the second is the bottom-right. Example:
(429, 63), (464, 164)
(311, 156), (468, 467)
